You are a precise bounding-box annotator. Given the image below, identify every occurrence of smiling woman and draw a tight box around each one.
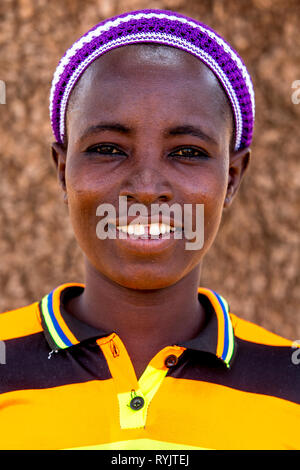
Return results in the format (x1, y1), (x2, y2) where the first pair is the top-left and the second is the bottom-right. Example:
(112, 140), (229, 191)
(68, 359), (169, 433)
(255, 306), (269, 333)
(0, 8), (299, 451)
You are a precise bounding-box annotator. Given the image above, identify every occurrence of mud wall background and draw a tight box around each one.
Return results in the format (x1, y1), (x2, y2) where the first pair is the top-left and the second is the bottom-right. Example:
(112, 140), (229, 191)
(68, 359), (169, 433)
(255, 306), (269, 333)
(0, 0), (299, 339)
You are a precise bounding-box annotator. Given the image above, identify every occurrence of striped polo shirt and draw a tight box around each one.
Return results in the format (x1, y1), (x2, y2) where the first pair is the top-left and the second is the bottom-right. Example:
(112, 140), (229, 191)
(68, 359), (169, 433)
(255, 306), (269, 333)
(0, 282), (299, 450)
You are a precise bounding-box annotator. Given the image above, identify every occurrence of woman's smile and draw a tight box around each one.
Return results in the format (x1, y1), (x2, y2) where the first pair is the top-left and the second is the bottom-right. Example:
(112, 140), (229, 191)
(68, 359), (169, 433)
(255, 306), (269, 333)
(114, 225), (181, 255)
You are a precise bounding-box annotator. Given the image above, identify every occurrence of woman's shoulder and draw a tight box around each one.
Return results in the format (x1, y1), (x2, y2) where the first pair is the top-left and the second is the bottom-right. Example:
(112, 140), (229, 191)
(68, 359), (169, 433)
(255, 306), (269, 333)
(0, 300), (43, 342)
(230, 312), (294, 347)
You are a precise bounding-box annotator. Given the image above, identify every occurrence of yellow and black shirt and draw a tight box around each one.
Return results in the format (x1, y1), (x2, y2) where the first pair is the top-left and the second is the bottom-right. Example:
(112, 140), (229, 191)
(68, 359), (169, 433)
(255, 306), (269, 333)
(0, 283), (299, 450)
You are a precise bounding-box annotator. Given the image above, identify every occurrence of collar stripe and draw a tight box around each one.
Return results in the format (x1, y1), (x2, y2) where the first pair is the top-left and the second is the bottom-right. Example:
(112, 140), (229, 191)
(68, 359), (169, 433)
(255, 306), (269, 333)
(41, 294), (69, 349)
(212, 290), (235, 367)
(198, 287), (235, 368)
(51, 286), (79, 346)
(41, 290), (74, 349)
(48, 291), (74, 347)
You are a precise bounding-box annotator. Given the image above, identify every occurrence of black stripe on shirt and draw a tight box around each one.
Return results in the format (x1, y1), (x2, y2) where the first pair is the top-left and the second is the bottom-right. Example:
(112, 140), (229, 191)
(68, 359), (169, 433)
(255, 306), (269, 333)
(0, 332), (112, 394)
(168, 338), (300, 404)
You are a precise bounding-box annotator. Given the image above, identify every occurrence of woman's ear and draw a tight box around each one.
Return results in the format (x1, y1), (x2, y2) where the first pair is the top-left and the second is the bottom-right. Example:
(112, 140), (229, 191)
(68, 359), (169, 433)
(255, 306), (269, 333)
(51, 142), (68, 205)
(224, 146), (251, 208)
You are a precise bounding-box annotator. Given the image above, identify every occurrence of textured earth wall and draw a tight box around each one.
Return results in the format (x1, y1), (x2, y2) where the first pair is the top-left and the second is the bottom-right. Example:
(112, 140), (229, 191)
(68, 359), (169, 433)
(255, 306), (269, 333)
(0, 0), (299, 339)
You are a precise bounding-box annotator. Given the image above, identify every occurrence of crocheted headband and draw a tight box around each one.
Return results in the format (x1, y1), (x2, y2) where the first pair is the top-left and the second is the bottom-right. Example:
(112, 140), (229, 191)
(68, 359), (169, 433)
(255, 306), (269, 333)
(49, 9), (255, 151)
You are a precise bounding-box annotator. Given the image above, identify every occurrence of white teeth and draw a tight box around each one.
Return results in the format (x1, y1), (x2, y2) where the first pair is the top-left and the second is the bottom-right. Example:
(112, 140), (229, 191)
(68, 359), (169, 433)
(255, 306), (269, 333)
(135, 225), (145, 236)
(116, 223), (174, 236)
(160, 223), (166, 235)
(127, 225), (135, 235)
(149, 223), (160, 236)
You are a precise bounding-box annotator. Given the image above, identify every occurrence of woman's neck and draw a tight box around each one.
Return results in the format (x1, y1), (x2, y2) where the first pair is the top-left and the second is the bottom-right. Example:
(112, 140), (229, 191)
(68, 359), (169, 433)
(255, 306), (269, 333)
(66, 259), (206, 373)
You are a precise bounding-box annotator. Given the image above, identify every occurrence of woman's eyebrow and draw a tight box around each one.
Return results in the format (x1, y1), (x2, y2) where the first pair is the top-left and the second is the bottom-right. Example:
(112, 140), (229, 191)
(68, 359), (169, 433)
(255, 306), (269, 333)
(166, 125), (217, 146)
(77, 123), (131, 144)
(76, 123), (217, 146)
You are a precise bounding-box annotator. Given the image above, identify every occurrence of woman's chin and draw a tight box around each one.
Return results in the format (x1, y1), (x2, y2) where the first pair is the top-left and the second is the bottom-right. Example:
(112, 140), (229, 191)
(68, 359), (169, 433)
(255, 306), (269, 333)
(94, 266), (183, 291)
(110, 274), (180, 291)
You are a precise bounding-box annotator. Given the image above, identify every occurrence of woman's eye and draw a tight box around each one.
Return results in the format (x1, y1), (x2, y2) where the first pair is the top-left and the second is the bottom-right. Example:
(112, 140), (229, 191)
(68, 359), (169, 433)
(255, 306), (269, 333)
(86, 144), (126, 156)
(170, 147), (209, 159)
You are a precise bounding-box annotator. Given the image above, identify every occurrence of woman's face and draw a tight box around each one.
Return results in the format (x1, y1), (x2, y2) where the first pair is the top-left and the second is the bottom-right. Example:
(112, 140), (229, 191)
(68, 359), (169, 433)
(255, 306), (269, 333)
(57, 45), (234, 290)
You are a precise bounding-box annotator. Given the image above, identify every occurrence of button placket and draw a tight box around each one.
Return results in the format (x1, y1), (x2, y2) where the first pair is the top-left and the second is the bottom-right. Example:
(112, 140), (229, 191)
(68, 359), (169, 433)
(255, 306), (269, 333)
(97, 338), (186, 430)
(97, 335), (146, 429)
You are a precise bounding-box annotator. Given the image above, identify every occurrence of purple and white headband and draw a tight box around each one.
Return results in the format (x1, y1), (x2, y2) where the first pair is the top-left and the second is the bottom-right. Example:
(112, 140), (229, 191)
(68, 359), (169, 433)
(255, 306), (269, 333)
(49, 9), (255, 151)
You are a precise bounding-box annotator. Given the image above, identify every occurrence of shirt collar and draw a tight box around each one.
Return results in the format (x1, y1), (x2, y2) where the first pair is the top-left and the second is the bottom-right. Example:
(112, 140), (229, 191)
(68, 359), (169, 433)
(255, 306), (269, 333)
(179, 288), (236, 368)
(39, 283), (236, 369)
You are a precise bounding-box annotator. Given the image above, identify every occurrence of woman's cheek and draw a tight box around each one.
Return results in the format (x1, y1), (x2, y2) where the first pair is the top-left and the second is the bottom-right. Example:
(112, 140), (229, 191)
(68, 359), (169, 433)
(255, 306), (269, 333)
(198, 175), (227, 249)
(66, 182), (98, 251)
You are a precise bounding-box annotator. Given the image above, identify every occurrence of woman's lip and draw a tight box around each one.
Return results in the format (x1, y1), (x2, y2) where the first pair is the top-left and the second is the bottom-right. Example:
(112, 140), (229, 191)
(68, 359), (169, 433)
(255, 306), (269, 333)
(116, 229), (179, 239)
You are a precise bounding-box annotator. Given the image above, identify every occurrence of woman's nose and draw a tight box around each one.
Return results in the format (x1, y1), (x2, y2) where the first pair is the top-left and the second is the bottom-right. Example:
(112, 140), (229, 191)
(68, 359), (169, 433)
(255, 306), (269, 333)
(119, 166), (173, 206)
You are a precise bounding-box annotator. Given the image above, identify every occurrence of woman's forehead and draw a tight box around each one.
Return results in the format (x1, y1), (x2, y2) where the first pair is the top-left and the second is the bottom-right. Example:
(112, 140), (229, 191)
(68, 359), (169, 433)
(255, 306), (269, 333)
(66, 44), (233, 152)
(89, 43), (209, 69)
(68, 44), (231, 116)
